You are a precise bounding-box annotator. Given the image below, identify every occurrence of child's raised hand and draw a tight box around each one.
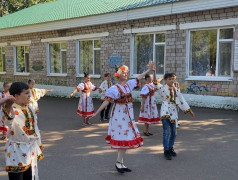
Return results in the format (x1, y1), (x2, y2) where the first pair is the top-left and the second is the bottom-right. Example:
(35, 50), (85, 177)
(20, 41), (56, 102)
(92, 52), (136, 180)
(5, 96), (16, 107)
(147, 61), (155, 71)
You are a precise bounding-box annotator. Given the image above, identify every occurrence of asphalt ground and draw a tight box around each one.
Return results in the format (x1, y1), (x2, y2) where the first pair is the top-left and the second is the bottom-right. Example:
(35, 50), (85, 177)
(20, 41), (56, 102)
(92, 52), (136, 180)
(0, 97), (238, 180)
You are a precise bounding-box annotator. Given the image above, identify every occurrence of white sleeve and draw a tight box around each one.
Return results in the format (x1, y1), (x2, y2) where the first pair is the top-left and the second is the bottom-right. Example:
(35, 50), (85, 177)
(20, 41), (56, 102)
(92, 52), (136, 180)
(77, 83), (85, 90)
(105, 86), (120, 100)
(175, 88), (190, 112)
(127, 79), (139, 91)
(140, 85), (149, 95)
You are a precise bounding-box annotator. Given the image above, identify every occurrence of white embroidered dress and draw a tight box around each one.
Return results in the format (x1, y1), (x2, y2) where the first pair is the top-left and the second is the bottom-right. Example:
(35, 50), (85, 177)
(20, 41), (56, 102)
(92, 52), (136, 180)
(77, 82), (97, 116)
(29, 88), (48, 113)
(138, 83), (160, 124)
(105, 79), (143, 149)
(99, 80), (112, 100)
(155, 84), (191, 127)
(2, 103), (43, 180)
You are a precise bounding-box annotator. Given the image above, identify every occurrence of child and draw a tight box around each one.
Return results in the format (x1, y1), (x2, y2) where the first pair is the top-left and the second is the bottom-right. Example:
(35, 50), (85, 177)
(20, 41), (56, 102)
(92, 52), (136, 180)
(153, 70), (195, 160)
(28, 79), (53, 114)
(138, 74), (160, 136)
(0, 82), (11, 140)
(69, 72), (98, 127)
(89, 62), (154, 173)
(99, 73), (112, 121)
(1, 82), (44, 180)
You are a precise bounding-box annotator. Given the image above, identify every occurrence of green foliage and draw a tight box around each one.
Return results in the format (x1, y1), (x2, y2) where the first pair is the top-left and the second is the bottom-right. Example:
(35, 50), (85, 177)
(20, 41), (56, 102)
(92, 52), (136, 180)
(0, 0), (56, 17)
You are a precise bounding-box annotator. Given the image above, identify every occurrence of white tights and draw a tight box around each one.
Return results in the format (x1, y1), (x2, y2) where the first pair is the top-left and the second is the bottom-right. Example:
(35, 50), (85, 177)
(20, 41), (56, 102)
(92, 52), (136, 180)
(116, 149), (127, 168)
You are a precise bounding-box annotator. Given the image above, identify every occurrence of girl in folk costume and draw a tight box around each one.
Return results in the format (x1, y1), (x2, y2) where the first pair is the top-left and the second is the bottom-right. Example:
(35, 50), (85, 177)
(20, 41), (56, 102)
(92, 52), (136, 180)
(28, 79), (53, 114)
(2, 82), (44, 180)
(138, 74), (160, 136)
(89, 62), (154, 173)
(69, 72), (98, 127)
(99, 73), (112, 121)
(153, 71), (195, 160)
(0, 82), (11, 140)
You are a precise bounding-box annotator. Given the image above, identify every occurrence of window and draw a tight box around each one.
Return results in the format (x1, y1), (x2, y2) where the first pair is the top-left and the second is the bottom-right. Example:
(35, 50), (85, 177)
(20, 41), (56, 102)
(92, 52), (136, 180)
(49, 43), (67, 74)
(78, 39), (101, 75)
(0, 47), (6, 72)
(188, 28), (233, 78)
(133, 33), (165, 75)
(15, 46), (29, 73)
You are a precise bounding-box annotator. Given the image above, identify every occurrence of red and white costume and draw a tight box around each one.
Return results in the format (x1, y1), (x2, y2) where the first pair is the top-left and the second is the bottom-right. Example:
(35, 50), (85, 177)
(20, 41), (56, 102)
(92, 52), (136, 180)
(105, 79), (143, 149)
(154, 83), (191, 127)
(138, 83), (160, 124)
(0, 92), (9, 133)
(77, 81), (97, 116)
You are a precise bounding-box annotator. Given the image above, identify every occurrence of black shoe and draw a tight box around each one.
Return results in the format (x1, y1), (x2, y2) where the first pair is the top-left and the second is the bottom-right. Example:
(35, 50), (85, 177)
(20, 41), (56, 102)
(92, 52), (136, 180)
(122, 167), (132, 172)
(148, 132), (153, 136)
(143, 132), (150, 136)
(100, 117), (104, 122)
(115, 162), (124, 173)
(169, 148), (177, 157)
(164, 150), (172, 160)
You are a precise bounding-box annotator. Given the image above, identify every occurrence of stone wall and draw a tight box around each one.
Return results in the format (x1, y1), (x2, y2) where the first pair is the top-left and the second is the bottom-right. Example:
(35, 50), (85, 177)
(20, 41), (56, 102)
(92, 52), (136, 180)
(0, 6), (238, 97)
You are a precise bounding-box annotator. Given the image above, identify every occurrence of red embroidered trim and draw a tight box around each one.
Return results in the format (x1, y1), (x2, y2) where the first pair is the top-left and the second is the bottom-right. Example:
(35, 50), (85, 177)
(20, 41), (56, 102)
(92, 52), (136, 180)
(0, 126), (8, 132)
(138, 117), (160, 123)
(105, 135), (143, 148)
(77, 110), (94, 116)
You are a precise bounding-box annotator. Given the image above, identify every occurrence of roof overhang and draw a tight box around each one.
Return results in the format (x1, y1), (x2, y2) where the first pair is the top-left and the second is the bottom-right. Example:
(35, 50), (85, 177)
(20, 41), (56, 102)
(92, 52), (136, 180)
(0, 0), (238, 37)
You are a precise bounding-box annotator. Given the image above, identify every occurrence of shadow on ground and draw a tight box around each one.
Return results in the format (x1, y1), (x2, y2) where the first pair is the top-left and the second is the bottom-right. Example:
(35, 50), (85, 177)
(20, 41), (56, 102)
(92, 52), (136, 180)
(0, 97), (238, 180)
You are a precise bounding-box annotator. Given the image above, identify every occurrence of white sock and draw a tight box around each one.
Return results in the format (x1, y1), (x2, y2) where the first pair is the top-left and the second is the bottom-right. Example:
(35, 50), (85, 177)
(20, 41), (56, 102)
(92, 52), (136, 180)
(116, 149), (126, 168)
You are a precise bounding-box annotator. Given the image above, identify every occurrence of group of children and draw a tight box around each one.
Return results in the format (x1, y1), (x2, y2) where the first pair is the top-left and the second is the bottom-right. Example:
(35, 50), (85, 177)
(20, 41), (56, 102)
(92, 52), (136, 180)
(0, 62), (194, 179)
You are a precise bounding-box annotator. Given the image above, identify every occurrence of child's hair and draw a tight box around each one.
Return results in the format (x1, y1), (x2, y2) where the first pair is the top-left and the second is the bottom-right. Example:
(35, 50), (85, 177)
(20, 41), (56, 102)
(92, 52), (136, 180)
(171, 73), (176, 77)
(84, 72), (89, 78)
(145, 74), (151, 80)
(164, 73), (175, 80)
(28, 79), (35, 84)
(104, 73), (110, 77)
(3, 82), (10, 87)
(9, 82), (29, 96)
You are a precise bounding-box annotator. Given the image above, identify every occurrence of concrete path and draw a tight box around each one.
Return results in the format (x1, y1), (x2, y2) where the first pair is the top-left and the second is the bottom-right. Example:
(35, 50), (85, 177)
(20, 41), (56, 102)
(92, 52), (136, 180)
(0, 97), (238, 180)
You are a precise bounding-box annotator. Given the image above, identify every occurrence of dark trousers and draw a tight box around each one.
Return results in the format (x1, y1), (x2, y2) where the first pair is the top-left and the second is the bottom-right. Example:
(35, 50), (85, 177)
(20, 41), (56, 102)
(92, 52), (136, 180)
(100, 102), (112, 119)
(8, 167), (32, 180)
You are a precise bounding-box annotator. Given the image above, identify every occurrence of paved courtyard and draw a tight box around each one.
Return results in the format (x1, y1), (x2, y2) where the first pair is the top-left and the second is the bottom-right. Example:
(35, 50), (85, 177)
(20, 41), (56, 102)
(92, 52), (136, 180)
(0, 97), (238, 180)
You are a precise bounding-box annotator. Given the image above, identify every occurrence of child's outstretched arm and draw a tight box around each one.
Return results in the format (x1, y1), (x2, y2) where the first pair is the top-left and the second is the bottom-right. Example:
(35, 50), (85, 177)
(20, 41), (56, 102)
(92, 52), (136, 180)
(88, 100), (110, 119)
(69, 87), (79, 98)
(137, 61), (154, 80)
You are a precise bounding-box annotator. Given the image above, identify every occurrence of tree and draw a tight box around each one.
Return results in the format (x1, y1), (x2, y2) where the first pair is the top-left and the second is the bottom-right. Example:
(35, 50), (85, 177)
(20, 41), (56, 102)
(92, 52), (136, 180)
(0, 0), (56, 17)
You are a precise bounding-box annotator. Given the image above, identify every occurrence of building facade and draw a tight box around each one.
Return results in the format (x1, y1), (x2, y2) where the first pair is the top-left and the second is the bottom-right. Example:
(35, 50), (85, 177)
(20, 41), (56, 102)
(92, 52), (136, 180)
(0, 0), (238, 109)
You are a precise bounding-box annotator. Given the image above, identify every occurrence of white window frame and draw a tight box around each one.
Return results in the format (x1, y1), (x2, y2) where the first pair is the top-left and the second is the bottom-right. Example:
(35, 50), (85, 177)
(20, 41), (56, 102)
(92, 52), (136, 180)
(14, 45), (30, 76)
(186, 27), (234, 82)
(130, 32), (166, 78)
(0, 46), (6, 74)
(76, 39), (101, 78)
(46, 42), (67, 77)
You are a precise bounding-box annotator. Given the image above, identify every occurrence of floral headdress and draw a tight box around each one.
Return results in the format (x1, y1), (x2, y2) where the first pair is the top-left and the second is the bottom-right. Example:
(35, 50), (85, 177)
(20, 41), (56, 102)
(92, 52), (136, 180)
(114, 65), (129, 78)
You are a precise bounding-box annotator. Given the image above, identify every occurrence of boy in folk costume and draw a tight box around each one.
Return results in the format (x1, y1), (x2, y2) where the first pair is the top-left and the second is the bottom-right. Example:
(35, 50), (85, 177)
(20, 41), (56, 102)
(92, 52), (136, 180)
(0, 82), (11, 140)
(153, 70), (195, 160)
(1, 82), (44, 180)
(69, 72), (99, 127)
(138, 74), (160, 136)
(99, 73), (112, 121)
(89, 62), (154, 173)
(28, 79), (53, 114)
